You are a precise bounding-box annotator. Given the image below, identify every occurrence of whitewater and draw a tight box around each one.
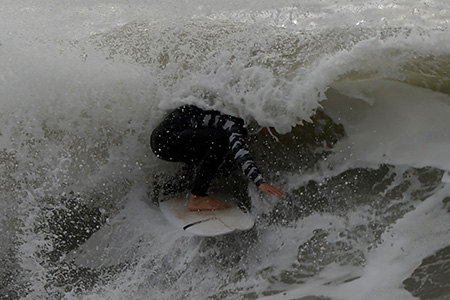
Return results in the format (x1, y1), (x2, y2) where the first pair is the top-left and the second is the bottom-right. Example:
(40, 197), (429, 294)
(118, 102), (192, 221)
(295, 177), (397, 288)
(1, 0), (450, 299)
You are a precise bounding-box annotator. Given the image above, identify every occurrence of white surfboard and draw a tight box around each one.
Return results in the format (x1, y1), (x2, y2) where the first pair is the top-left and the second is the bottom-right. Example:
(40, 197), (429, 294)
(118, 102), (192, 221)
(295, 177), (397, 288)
(159, 194), (255, 236)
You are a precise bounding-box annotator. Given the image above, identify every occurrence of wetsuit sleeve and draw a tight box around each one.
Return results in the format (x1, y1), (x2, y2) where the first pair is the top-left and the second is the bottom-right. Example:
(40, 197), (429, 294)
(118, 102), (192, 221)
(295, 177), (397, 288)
(202, 111), (265, 186)
(229, 131), (265, 187)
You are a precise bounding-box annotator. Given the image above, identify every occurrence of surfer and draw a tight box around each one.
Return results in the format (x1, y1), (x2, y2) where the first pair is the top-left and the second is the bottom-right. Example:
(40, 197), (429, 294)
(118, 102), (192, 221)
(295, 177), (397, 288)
(151, 105), (285, 211)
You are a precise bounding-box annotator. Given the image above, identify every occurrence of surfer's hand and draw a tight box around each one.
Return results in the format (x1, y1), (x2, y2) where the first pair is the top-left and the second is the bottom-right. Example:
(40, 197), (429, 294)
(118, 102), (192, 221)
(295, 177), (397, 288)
(258, 183), (285, 197)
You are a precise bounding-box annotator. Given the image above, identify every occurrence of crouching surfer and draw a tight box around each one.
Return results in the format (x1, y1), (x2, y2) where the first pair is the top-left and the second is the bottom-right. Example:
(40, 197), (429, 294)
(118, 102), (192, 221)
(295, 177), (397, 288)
(150, 105), (284, 211)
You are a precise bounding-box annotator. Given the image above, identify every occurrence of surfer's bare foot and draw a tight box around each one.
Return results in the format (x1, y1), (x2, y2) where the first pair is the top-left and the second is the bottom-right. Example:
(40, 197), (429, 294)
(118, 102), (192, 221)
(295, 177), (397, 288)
(188, 195), (231, 211)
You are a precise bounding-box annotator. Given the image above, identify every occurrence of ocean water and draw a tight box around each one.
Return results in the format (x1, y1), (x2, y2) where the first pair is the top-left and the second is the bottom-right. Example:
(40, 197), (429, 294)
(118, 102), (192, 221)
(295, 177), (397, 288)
(1, 0), (450, 299)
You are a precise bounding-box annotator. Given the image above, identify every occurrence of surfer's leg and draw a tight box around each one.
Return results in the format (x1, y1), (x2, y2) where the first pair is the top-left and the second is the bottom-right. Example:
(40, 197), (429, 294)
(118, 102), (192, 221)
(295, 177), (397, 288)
(179, 128), (227, 190)
(152, 126), (231, 210)
(178, 128), (231, 210)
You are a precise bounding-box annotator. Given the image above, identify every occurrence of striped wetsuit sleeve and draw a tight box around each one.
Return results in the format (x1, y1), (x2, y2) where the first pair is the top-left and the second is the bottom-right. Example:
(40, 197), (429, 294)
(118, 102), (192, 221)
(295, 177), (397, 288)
(229, 132), (265, 186)
(202, 112), (265, 186)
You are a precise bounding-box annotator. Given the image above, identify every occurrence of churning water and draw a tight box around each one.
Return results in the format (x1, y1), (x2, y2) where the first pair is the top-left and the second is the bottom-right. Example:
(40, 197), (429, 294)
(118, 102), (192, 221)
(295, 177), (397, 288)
(1, 0), (450, 299)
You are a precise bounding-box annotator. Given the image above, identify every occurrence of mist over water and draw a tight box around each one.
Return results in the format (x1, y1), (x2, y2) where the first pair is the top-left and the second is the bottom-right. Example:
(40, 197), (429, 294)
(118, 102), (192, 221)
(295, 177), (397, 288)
(1, 0), (450, 299)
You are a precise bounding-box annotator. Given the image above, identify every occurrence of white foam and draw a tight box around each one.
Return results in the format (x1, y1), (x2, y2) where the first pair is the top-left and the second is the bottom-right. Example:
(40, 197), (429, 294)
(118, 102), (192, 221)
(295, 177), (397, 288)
(324, 79), (450, 172)
(260, 183), (450, 300)
(65, 192), (175, 268)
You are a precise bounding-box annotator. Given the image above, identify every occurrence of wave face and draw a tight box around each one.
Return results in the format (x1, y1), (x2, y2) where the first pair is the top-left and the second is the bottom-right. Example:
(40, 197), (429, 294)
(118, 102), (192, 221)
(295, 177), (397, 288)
(1, 0), (450, 299)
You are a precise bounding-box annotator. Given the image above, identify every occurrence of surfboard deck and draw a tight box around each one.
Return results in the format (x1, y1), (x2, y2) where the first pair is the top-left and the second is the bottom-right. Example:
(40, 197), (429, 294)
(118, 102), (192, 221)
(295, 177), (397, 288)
(159, 194), (255, 236)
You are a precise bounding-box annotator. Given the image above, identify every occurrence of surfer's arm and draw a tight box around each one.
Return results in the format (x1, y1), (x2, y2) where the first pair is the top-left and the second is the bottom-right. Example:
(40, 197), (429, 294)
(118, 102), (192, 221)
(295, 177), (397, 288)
(229, 132), (265, 186)
(230, 136), (285, 197)
(201, 112), (261, 184)
(204, 111), (285, 197)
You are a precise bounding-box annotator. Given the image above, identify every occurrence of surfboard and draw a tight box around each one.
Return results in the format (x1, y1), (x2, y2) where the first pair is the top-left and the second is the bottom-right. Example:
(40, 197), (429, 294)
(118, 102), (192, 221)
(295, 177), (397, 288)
(159, 194), (255, 236)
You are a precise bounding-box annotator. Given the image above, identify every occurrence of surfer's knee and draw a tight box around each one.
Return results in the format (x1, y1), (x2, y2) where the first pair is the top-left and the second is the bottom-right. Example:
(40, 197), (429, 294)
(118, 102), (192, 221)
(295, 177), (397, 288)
(211, 128), (229, 152)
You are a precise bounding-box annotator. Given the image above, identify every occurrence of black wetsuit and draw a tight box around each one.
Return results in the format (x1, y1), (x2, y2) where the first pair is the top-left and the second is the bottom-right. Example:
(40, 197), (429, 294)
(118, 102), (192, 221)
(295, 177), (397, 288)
(150, 105), (265, 196)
